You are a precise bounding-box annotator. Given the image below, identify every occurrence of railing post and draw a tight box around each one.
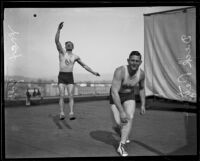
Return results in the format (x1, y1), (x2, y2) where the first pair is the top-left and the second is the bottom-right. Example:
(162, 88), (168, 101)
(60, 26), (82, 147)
(94, 83), (97, 95)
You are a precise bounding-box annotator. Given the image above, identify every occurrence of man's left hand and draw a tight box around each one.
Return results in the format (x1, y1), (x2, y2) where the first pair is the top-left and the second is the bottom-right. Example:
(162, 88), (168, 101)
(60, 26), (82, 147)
(140, 105), (146, 115)
(95, 72), (100, 76)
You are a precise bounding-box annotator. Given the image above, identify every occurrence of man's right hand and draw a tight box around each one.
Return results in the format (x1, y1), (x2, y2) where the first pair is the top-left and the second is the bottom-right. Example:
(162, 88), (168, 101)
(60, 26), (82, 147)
(120, 111), (128, 124)
(58, 22), (64, 30)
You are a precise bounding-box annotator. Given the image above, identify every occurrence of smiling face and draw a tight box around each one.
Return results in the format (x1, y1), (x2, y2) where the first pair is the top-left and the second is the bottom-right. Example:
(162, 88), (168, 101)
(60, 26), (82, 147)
(127, 54), (142, 71)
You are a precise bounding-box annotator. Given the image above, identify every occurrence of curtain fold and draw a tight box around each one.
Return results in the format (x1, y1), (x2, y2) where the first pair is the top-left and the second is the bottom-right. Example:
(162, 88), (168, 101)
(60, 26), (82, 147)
(144, 7), (196, 102)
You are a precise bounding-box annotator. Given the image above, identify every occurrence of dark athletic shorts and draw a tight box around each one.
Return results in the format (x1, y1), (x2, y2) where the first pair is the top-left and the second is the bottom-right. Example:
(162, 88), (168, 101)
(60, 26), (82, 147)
(58, 72), (74, 85)
(109, 88), (135, 105)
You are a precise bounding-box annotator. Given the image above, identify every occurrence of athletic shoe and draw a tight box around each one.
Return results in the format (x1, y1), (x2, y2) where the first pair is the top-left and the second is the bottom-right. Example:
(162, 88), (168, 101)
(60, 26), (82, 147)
(117, 143), (128, 157)
(112, 125), (121, 137)
(126, 139), (130, 144)
(69, 114), (76, 120)
(59, 113), (65, 120)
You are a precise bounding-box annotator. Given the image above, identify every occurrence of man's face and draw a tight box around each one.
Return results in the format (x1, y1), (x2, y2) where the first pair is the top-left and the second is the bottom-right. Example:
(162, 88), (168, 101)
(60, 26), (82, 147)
(127, 55), (142, 71)
(65, 42), (74, 51)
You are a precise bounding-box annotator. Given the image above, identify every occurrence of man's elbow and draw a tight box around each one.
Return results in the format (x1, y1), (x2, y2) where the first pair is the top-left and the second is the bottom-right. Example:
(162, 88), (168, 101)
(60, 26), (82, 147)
(55, 38), (59, 43)
(139, 88), (145, 96)
(55, 41), (61, 48)
(55, 34), (60, 42)
(55, 41), (57, 45)
(111, 88), (117, 98)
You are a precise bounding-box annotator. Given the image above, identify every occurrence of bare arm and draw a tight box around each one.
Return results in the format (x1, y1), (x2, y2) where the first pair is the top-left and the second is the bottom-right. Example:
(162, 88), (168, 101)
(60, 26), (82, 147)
(55, 22), (64, 54)
(76, 58), (100, 76)
(139, 71), (146, 114)
(111, 67), (128, 123)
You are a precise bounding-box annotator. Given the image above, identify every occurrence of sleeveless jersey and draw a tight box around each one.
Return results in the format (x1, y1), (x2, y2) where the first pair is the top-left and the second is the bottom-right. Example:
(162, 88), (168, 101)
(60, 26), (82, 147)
(59, 53), (79, 72)
(119, 65), (141, 92)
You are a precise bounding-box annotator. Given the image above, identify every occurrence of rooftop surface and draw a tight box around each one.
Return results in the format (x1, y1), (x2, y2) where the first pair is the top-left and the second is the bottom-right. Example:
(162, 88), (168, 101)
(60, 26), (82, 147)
(4, 100), (197, 159)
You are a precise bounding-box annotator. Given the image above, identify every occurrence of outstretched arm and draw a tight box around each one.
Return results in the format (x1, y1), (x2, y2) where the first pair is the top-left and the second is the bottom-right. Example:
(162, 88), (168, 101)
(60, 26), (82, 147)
(111, 67), (128, 123)
(55, 22), (64, 54)
(76, 58), (100, 76)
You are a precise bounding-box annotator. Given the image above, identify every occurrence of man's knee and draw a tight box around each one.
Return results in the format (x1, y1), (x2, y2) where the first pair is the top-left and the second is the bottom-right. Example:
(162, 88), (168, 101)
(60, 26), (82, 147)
(127, 113), (134, 120)
(68, 94), (74, 99)
(59, 94), (65, 99)
(68, 91), (74, 99)
(111, 104), (118, 112)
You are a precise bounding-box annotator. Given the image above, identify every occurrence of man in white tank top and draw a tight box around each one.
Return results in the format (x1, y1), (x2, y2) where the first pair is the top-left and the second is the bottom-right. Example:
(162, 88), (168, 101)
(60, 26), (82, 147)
(110, 51), (146, 157)
(55, 22), (100, 120)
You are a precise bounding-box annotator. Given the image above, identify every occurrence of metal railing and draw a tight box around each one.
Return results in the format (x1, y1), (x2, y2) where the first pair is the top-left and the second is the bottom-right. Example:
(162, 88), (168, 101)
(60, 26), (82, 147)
(4, 81), (112, 100)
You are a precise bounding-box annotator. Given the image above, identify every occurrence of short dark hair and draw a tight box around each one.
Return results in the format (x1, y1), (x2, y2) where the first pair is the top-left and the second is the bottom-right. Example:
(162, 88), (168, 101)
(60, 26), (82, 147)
(65, 41), (74, 48)
(129, 51), (141, 59)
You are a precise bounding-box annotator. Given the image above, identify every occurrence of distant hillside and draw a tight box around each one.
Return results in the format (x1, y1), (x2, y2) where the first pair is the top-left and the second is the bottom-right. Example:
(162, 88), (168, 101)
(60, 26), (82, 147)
(74, 73), (112, 82)
(45, 73), (113, 82)
(4, 75), (37, 82)
(4, 73), (113, 83)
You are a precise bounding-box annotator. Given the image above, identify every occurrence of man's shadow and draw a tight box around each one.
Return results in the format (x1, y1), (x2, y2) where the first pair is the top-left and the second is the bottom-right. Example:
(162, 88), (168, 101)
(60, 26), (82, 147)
(48, 114), (72, 129)
(90, 130), (165, 155)
(90, 130), (119, 149)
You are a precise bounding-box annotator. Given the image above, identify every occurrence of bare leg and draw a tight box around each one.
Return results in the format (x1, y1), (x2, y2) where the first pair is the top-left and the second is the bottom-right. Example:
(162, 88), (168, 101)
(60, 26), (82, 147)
(120, 100), (136, 144)
(58, 83), (65, 119)
(110, 104), (121, 136)
(117, 100), (135, 157)
(110, 104), (121, 125)
(66, 84), (75, 119)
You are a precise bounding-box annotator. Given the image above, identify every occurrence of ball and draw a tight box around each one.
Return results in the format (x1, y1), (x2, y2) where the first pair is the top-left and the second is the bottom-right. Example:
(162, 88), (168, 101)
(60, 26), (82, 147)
(33, 14), (37, 17)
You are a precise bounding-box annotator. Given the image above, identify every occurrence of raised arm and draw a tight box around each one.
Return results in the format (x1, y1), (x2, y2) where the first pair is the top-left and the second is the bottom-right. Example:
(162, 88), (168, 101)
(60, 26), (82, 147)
(76, 58), (100, 76)
(55, 22), (64, 54)
(111, 67), (128, 123)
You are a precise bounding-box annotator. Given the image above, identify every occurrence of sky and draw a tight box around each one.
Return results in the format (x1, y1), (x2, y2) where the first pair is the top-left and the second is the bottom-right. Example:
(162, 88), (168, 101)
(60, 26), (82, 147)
(4, 6), (191, 81)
